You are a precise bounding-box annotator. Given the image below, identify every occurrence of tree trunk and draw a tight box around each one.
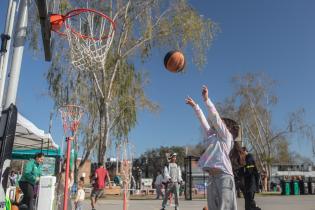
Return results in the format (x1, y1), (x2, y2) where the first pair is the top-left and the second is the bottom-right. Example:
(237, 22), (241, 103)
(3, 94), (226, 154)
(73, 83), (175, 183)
(97, 102), (110, 164)
(79, 150), (91, 168)
(98, 110), (104, 164)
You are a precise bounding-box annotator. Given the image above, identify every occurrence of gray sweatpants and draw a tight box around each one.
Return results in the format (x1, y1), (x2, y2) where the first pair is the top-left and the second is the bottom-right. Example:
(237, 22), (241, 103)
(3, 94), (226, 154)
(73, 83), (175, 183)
(207, 174), (237, 210)
(162, 182), (179, 208)
(75, 201), (84, 210)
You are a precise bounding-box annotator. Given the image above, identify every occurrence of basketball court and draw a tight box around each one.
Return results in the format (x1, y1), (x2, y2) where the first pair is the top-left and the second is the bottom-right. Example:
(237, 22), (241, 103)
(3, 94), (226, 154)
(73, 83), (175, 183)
(77, 195), (315, 210)
(2, 1), (315, 210)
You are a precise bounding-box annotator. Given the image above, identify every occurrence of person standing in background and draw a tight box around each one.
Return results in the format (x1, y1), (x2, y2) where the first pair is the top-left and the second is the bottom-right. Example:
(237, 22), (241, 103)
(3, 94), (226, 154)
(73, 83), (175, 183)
(161, 153), (183, 210)
(91, 163), (112, 210)
(74, 179), (85, 210)
(19, 153), (45, 210)
(9, 171), (17, 186)
(155, 170), (164, 199)
(242, 147), (261, 210)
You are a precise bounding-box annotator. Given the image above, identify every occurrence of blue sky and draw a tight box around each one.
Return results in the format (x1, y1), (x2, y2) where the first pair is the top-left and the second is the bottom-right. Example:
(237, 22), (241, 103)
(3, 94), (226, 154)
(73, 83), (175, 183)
(1, 0), (315, 160)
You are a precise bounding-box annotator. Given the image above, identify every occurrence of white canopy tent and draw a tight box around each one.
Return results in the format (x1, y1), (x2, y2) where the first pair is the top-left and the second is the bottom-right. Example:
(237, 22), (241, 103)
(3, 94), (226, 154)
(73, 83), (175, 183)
(13, 113), (59, 151)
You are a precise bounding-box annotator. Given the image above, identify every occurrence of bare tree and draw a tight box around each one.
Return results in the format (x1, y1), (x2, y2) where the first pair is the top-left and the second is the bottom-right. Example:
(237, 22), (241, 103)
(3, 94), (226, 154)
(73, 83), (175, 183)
(217, 73), (314, 184)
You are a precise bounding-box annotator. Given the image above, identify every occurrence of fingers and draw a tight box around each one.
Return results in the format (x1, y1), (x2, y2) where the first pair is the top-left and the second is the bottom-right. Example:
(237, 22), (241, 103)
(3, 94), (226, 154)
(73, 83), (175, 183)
(202, 85), (209, 101)
(185, 96), (197, 108)
(185, 96), (193, 104)
(185, 96), (191, 102)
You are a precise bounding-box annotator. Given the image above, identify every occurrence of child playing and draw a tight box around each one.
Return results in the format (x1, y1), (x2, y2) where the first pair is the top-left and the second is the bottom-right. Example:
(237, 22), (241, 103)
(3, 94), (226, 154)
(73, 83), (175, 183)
(75, 179), (85, 210)
(186, 85), (239, 210)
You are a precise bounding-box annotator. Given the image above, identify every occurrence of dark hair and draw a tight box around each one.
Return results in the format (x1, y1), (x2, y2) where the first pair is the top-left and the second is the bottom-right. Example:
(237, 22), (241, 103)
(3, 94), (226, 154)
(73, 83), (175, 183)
(34, 152), (44, 159)
(222, 118), (239, 140)
(242, 146), (247, 152)
(98, 162), (103, 167)
(229, 142), (246, 170)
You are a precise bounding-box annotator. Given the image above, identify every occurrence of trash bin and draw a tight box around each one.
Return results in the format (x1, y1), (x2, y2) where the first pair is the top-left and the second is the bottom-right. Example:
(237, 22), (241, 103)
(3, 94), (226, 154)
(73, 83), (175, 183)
(290, 181), (294, 195)
(308, 181), (312, 194)
(293, 181), (299, 195)
(303, 181), (309, 195)
(273, 186), (277, 192)
(281, 181), (291, 195)
(311, 182), (315, 195)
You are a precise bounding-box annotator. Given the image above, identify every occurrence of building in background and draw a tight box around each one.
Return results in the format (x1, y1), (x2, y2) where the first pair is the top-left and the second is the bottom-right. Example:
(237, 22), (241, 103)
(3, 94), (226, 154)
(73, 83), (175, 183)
(271, 163), (315, 184)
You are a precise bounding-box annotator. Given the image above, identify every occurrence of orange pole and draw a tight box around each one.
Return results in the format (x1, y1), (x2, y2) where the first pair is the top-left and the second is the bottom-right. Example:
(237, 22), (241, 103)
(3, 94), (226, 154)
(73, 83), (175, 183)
(63, 137), (71, 210)
(123, 188), (127, 210)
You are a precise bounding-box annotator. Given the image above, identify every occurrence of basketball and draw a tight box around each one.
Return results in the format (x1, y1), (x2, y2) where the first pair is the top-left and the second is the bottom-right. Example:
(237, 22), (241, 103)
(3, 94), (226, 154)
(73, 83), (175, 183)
(164, 50), (186, 73)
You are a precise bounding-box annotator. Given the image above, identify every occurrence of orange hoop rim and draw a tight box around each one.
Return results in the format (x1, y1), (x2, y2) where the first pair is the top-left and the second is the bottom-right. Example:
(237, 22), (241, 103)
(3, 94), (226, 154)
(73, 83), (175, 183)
(50, 8), (116, 41)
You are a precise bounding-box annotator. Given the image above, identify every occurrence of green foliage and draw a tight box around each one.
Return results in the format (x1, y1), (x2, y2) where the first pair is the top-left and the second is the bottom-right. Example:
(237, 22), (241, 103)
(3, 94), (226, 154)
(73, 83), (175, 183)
(272, 137), (291, 164)
(137, 146), (186, 178)
(153, 0), (218, 68)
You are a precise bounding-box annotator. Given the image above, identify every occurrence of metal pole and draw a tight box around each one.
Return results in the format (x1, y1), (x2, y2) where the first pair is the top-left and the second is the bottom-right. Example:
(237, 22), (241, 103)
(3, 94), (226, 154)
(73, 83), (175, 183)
(0, 1), (27, 209)
(184, 157), (187, 200)
(203, 171), (206, 199)
(0, 0), (17, 110)
(74, 136), (78, 185)
(189, 156), (192, 200)
(63, 137), (72, 210)
(4, 0), (29, 109)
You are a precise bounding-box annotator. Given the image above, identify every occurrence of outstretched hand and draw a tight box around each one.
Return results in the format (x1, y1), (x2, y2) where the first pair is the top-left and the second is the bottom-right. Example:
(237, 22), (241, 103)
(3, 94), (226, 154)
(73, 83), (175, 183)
(185, 96), (196, 108)
(202, 85), (209, 101)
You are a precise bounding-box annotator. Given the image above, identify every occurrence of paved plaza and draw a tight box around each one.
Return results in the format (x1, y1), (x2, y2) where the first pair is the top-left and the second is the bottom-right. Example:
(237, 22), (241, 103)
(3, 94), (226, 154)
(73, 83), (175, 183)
(79, 195), (315, 210)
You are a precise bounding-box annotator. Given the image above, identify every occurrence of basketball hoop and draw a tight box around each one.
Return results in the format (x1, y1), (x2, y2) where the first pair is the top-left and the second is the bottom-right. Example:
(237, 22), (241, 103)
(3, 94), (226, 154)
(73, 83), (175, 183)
(58, 104), (84, 210)
(50, 8), (116, 71)
(117, 141), (135, 210)
(59, 104), (84, 138)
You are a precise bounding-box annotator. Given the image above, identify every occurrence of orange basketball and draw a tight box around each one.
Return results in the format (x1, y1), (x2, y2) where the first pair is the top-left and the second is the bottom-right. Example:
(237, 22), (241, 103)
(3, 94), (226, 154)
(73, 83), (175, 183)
(164, 50), (185, 73)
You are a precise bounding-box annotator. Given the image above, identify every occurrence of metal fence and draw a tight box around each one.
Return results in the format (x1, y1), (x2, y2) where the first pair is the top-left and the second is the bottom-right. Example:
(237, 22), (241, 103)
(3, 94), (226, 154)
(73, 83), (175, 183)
(184, 156), (208, 200)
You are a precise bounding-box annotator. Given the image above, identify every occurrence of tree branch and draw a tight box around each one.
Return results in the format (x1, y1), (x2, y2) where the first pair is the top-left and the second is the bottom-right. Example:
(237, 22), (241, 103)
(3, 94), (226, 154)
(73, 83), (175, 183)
(243, 121), (265, 157)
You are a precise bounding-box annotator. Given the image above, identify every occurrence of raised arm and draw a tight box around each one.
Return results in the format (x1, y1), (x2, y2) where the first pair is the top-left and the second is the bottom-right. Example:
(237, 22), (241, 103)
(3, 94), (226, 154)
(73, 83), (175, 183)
(185, 96), (211, 135)
(202, 85), (232, 141)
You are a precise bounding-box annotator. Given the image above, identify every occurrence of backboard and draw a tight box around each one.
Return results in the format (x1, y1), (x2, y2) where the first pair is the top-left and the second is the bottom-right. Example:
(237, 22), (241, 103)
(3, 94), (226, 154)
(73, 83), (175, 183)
(35, 0), (52, 61)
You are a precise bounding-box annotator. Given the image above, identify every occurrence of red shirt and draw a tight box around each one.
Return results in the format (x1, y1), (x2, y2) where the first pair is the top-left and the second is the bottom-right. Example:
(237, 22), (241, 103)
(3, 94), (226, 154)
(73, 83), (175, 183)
(94, 167), (108, 189)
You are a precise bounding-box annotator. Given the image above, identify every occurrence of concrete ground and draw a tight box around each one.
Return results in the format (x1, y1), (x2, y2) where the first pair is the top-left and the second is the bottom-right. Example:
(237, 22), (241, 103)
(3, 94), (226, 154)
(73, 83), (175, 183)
(79, 195), (315, 210)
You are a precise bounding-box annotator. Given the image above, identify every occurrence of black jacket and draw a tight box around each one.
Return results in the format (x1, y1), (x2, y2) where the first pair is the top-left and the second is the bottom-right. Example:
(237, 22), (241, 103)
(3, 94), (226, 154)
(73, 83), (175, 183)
(244, 153), (259, 193)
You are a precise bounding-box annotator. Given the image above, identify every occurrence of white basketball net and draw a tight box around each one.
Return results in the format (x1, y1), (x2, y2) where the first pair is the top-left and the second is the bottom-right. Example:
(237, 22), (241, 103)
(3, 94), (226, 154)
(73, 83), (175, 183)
(59, 105), (84, 138)
(64, 10), (115, 71)
(117, 141), (134, 208)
